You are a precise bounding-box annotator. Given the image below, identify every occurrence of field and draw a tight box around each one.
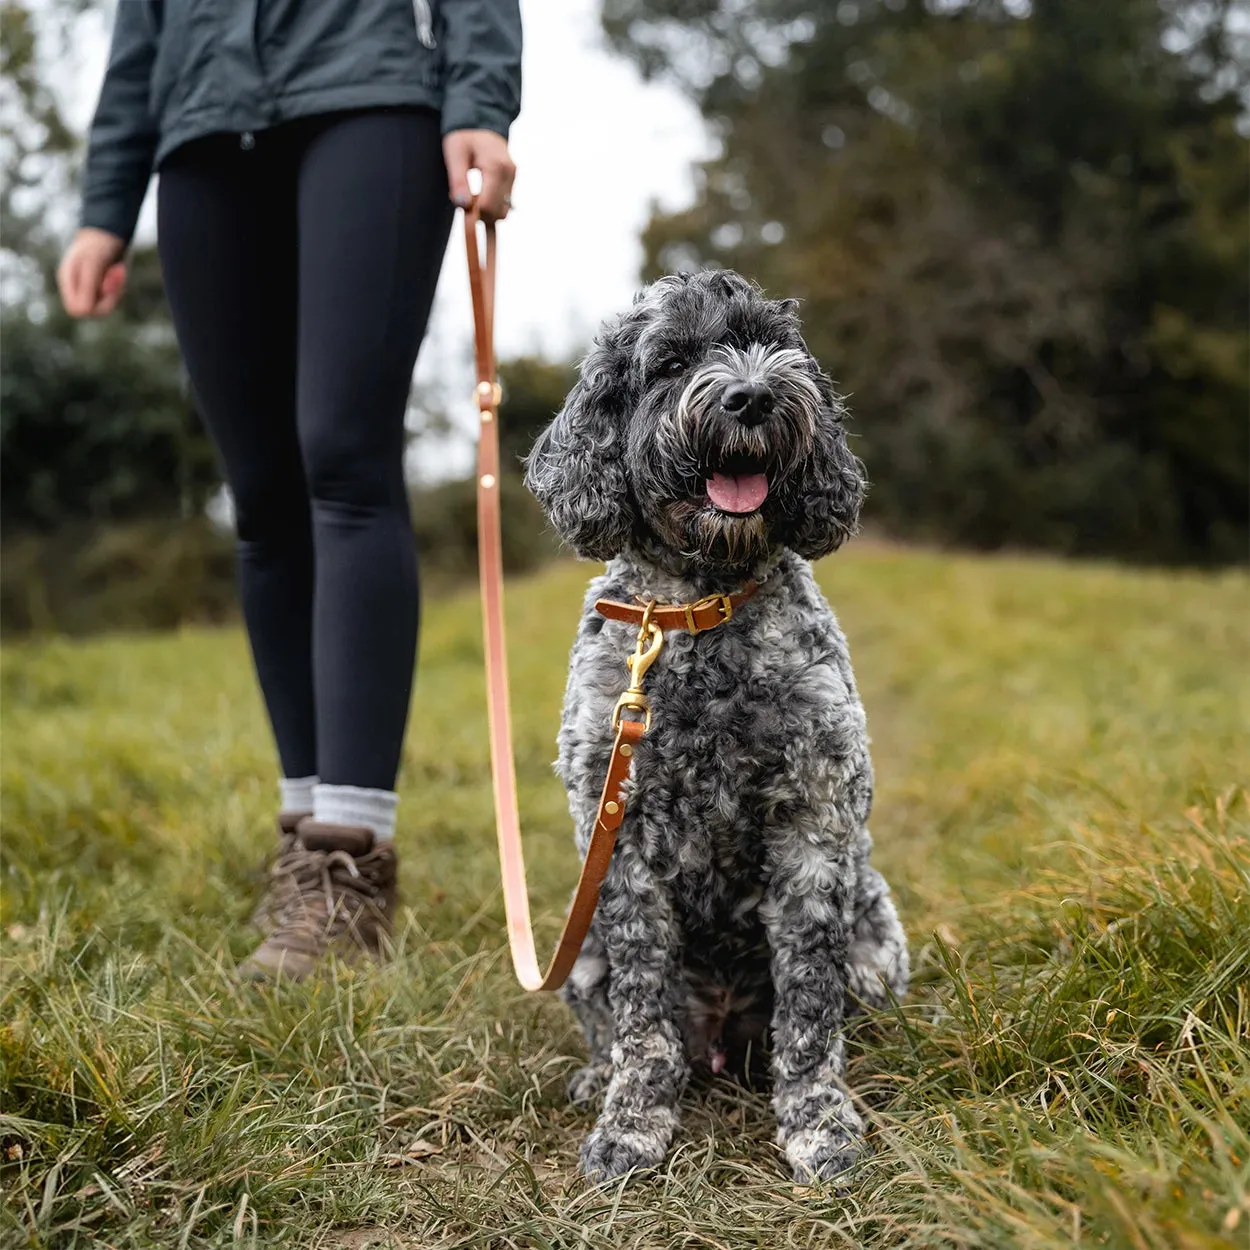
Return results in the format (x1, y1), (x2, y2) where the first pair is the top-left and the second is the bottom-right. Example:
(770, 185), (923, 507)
(2, 546), (1248, 1248)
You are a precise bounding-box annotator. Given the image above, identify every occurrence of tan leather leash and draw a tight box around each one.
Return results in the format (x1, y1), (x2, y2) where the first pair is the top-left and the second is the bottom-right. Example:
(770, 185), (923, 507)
(466, 199), (638, 991)
(464, 200), (756, 991)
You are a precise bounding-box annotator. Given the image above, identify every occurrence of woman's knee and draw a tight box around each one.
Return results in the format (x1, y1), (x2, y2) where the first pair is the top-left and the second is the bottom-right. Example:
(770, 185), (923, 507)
(230, 465), (311, 549)
(300, 423), (404, 513)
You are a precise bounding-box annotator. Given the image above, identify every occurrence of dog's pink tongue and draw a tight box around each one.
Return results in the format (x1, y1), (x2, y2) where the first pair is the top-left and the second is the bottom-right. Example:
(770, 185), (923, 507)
(707, 471), (769, 514)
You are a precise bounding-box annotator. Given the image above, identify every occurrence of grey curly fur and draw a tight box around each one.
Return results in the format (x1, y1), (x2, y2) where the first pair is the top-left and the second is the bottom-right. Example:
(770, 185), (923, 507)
(524, 271), (908, 1183)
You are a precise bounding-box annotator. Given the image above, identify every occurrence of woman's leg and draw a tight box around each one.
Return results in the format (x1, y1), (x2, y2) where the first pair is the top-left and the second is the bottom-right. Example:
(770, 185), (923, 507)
(157, 134), (318, 790)
(294, 109), (454, 831)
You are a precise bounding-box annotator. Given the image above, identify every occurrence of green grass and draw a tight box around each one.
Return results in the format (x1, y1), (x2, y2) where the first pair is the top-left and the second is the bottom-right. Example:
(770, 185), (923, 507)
(2, 546), (1248, 1248)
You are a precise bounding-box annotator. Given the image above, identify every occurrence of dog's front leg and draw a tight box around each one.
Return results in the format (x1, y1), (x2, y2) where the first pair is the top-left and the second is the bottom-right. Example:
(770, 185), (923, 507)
(579, 835), (688, 1181)
(763, 831), (864, 1183)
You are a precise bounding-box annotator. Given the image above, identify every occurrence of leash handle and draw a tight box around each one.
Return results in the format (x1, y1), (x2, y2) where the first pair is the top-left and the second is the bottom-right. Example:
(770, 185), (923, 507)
(465, 200), (636, 992)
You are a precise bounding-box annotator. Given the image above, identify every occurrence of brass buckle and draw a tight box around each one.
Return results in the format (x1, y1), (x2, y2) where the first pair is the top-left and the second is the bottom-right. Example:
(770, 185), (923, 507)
(684, 593), (734, 634)
(611, 604), (664, 731)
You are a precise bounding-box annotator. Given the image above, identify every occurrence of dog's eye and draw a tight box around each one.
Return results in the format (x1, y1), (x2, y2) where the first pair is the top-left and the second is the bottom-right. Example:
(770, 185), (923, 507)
(659, 357), (687, 378)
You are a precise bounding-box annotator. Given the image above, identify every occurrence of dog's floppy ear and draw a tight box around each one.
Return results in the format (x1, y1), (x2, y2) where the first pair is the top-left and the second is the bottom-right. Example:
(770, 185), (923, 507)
(524, 330), (636, 561)
(785, 375), (867, 561)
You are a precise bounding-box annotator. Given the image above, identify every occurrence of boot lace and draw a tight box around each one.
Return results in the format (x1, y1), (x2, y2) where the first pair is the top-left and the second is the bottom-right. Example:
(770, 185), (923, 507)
(276, 844), (388, 938)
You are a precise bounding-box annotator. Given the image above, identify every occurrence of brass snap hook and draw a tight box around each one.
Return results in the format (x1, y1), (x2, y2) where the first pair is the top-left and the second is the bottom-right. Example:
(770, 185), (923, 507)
(627, 604), (664, 687)
(612, 602), (664, 731)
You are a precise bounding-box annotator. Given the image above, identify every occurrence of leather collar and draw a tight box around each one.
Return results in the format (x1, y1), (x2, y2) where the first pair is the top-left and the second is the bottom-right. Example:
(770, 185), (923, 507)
(594, 581), (759, 635)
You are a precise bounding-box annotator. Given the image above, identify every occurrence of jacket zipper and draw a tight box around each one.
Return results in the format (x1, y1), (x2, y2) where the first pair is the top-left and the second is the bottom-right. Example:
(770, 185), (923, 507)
(413, 0), (436, 48)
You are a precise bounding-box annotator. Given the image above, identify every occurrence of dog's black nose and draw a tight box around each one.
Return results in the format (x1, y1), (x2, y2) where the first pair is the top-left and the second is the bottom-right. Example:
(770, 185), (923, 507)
(721, 381), (775, 426)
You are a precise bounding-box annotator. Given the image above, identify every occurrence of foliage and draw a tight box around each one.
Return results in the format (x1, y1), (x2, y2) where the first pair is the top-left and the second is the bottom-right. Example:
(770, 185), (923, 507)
(410, 470), (562, 584)
(0, 517), (237, 635)
(1, 1), (219, 532)
(0, 0), (80, 284)
(0, 288), (567, 555)
(498, 355), (578, 472)
(2, 547), (1248, 1246)
(0, 478), (557, 636)
(1, 297), (220, 531)
(603, 0), (1249, 564)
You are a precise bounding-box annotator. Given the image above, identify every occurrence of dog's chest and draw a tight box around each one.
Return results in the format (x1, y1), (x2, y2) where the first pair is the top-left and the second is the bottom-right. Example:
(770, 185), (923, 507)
(566, 568), (863, 918)
(624, 615), (846, 911)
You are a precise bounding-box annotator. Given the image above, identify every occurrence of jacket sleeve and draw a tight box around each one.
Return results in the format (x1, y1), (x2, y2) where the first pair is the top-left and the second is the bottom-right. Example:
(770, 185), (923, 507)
(437, 0), (522, 139)
(80, 1), (161, 244)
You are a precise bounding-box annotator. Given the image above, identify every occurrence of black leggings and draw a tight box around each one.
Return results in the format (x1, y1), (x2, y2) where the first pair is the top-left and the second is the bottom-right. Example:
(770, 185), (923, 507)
(158, 109), (453, 790)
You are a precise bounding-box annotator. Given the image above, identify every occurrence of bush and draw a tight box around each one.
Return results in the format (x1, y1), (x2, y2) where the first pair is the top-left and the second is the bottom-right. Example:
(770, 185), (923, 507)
(0, 291), (219, 530)
(0, 519), (237, 636)
(411, 472), (560, 586)
(0, 475), (560, 637)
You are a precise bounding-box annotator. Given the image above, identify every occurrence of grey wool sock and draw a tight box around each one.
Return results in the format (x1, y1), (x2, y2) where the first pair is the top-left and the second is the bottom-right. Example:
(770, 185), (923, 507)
(279, 775), (319, 814)
(313, 784), (398, 842)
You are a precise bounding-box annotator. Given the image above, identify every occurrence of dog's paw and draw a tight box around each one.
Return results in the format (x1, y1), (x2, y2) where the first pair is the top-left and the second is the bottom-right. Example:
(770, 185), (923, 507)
(567, 1062), (611, 1106)
(782, 1106), (865, 1184)
(578, 1108), (677, 1181)
(846, 934), (909, 1015)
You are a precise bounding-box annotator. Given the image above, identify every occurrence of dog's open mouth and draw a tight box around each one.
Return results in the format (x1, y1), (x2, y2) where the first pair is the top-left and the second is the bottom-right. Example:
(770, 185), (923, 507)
(705, 453), (770, 515)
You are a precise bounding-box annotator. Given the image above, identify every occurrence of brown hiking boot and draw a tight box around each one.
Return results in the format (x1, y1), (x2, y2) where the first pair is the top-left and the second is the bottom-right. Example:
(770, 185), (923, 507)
(239, 821), (397, 981)
(251, 811), (312, 935)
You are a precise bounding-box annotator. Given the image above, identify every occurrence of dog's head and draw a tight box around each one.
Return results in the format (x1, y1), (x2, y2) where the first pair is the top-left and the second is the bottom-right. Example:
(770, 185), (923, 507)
(525, 271), (865, 574)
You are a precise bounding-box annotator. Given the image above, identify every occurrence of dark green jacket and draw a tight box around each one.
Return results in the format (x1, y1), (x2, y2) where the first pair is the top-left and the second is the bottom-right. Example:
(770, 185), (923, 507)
(82, 0), (522, 243)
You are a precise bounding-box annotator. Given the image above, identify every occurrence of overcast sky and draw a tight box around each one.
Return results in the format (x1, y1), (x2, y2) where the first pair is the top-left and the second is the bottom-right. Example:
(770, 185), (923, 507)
(66, 0), (711, 477)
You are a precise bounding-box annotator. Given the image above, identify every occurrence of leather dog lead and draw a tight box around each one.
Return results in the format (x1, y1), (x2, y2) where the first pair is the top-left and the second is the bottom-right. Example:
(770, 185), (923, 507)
(467, 198), (632, 991)
(464, 200), (753, 991)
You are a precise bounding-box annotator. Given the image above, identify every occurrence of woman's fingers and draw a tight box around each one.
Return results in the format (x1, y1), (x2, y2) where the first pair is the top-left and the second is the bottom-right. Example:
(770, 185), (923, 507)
(443, 132), (474, 209)
(442, 129), (516, 222)
(479, 154), (515, 222)
(57, 250), (97, 317)
(95, 263), (128, 316)
(57, 229), (127, 318)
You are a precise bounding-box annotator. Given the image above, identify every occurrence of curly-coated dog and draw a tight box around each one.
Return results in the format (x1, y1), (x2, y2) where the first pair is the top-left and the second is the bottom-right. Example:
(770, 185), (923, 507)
(524, 270), (908, 1183)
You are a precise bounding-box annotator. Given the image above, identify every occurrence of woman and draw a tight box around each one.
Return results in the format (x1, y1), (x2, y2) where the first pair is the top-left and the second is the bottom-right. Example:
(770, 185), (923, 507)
(58, 0), (521, 979)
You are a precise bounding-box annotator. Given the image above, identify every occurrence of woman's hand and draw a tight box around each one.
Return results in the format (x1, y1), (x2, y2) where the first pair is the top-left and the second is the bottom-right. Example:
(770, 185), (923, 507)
(443, 129), (516, 222)
(58, 228), (128, 317)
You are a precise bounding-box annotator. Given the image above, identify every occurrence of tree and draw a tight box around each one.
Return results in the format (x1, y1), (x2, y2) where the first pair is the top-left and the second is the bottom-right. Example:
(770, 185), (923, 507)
(1, 298), (219, 529)
(1, 1), (219, 531)
(498, 355), (577, 471)
(604, 0), (1249, 563)
(1, 0), (78, 301)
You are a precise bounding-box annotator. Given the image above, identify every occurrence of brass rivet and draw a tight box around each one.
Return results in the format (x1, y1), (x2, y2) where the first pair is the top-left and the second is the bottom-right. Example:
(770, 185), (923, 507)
(619, 744), (633, 757)
(480, 473), (496, 489)
(604, 800), (620, 815)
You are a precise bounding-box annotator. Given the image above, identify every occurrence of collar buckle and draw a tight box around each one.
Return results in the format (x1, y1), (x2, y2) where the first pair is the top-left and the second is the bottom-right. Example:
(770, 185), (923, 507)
(685, 593), (734, 634)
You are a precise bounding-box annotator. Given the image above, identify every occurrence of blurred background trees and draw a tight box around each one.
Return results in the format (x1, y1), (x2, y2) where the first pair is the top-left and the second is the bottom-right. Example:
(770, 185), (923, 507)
(606, 0), (1249, 562)
(2, 1), (218, 530)
(1, 0), (1246, 633)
